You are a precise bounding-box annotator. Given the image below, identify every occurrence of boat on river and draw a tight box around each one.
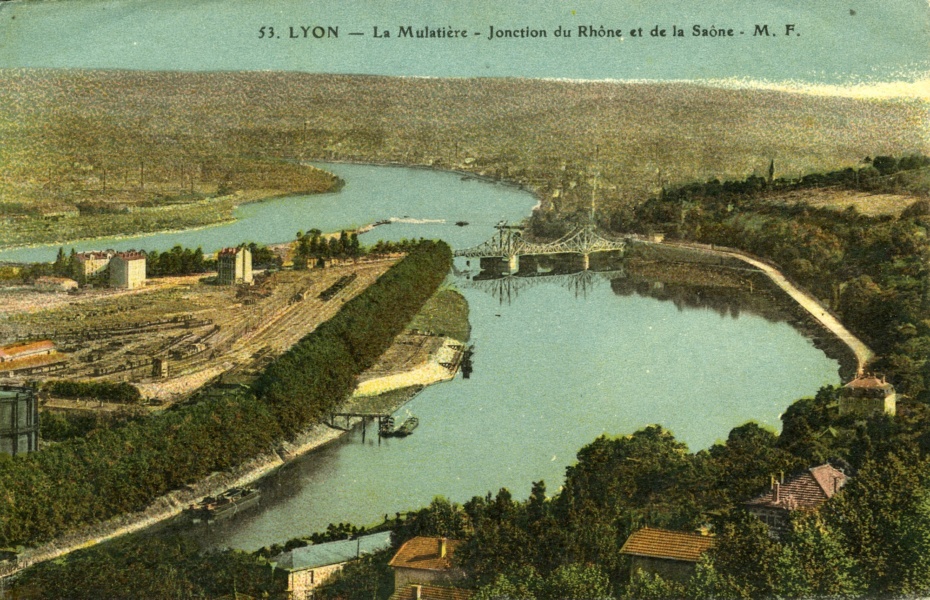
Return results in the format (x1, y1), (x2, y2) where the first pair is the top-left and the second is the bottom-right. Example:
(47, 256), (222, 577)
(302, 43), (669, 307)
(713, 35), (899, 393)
(186, 487), (261, 524)
(380, 416), (419, 438)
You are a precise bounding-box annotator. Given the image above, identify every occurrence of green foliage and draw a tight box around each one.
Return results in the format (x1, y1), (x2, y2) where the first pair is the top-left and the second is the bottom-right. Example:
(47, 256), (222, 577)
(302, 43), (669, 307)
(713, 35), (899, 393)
(255, 240), (452, 437)
(824, 451), (930, 596)
(145, 244), (207, 277)
(0, 241), (452, 547)
(40, 408), (145, 442)
(8, 535), (284, 599)
(43, 380), (142, 404)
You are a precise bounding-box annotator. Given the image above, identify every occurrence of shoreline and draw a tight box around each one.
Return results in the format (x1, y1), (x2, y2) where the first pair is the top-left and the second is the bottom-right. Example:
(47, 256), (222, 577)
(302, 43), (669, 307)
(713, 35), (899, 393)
(0, 332), (465, 579)
(654, 239), (874, 377)
(0, 187), (332, 257)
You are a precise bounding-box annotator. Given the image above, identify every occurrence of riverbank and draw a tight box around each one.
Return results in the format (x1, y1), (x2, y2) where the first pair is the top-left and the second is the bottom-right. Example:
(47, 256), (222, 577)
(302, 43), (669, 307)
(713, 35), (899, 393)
(642, 239), (874, 377)
(0, 184), (340, 254)
(0, 283), (469, 579)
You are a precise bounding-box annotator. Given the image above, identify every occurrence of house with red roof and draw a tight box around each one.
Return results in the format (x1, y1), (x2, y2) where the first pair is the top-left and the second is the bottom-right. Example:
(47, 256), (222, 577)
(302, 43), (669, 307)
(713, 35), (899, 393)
(388, 537), (471, 600)
(745, 464), (849, 538)
(619, 526), (715, 583)
(840, 374), (896, 417)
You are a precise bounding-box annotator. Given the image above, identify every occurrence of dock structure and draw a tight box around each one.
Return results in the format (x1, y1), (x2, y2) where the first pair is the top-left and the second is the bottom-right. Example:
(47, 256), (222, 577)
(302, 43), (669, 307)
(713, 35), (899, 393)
(329, 386), (424, 442)
(454, 221), (626, 273)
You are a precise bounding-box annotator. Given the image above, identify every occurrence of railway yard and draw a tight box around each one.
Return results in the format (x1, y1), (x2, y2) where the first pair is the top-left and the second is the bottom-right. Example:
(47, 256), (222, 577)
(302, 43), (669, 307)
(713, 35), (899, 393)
(0, 259), (399, 408)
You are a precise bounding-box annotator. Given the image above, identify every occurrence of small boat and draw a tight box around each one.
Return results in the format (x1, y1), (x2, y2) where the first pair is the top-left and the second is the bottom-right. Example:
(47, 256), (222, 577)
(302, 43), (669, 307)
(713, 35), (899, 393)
(186, 487), (260, 524)
(381, 416), (419, 437)
(393, 417), (419, 437)
(455, 221), (469, 227)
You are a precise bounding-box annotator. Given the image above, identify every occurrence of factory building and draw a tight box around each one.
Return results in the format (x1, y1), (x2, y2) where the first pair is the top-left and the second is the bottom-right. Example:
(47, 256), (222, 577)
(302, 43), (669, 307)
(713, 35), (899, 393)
(0, 384), (39, 456)
(109, 251), (147, 289)
(217, 246), (253, 285)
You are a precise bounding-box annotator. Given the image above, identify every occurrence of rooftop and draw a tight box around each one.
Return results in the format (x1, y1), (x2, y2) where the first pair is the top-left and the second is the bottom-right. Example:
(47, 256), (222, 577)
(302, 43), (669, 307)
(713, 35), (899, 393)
(389, 537), (462, 572)
(114, 251), (146, 261)
(619, 527), (715, 563)
(844, 374), (894, 391)
(745, 464), (849, 511)
(273, 531), (392, 572)
(75, 250), (113, 260)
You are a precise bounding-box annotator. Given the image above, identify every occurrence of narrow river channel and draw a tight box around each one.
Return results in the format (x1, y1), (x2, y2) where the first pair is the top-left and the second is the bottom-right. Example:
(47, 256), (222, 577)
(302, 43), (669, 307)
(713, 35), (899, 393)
(1, 163), (841, 552)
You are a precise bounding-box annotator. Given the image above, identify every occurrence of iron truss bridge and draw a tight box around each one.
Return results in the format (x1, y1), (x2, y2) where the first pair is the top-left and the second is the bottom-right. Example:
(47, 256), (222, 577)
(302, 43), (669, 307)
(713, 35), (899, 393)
(454, 222), (627, 259)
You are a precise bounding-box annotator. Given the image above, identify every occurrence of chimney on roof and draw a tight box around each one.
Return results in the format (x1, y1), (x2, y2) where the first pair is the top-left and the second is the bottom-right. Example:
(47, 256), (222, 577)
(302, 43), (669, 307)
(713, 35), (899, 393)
(439, 537), (447, 558)
(414, 584), (422, 600)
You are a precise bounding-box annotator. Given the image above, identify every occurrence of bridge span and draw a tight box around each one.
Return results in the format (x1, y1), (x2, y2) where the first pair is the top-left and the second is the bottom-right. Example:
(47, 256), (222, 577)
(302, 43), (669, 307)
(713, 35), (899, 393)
(454, 222), (628, 272)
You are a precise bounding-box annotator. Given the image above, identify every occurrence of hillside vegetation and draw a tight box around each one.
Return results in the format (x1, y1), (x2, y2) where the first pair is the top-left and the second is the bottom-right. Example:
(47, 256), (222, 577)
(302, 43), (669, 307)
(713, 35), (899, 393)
(0, 70), (927, 247)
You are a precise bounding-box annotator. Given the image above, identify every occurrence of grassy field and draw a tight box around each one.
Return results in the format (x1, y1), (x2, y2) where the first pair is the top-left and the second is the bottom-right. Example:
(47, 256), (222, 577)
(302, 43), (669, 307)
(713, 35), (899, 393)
(0, 69), (927, 247)
(407, 287), (470, 342)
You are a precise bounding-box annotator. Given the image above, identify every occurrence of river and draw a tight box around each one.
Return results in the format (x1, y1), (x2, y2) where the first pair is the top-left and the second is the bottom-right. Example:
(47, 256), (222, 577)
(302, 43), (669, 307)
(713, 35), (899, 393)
(98, 162), (833, 552)
(0, 162), (842, 551)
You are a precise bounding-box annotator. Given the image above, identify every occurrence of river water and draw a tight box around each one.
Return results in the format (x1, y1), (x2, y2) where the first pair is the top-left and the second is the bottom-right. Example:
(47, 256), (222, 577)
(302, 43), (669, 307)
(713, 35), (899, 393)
(96, 162), (832, 552)
(0, 162), (840, 549)
(0, 162), (842, 550)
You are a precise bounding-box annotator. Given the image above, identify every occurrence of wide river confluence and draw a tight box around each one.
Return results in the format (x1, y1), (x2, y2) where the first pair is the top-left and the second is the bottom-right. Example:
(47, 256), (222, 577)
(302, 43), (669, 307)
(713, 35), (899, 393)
(5, 164), (840, 551)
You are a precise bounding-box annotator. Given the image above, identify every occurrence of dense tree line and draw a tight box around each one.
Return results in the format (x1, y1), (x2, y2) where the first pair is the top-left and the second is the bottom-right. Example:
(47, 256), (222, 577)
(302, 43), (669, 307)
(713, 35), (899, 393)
(8, 535), (286, 600)
(294, 229), (362, 269)
(0, 241), (451, 548)
(42, 380), (141, 404)
(145, 245), (209, 277)
(39, 408), (145, 443)
(255, 240), (451, 436)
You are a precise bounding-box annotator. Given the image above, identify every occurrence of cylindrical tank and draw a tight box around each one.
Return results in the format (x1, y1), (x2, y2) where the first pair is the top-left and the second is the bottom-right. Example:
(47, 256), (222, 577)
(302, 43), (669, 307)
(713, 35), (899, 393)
(0, 385), (39, 456)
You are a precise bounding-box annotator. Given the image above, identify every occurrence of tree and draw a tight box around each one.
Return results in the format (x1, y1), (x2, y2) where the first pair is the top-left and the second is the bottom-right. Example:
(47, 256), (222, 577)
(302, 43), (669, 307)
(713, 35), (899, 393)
(774, 513), (863, 598)
(538, 563), (610, 600)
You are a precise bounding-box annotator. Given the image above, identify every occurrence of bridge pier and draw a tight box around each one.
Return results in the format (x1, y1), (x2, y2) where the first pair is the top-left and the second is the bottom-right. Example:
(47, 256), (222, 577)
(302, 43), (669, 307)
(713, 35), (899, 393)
(505, 255), (519, 275)
(582, 254), (590, 271)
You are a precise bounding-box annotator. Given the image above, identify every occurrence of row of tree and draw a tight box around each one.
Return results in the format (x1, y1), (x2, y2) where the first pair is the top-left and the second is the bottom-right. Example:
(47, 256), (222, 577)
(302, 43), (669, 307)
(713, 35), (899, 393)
(42, 380), (141, 404)
(0, 241), (451, 548)
(294, 229), (363, 268)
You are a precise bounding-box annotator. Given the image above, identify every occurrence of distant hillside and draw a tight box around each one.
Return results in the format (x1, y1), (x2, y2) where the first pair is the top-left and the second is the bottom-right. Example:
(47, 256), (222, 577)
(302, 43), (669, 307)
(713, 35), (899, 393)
(0, 69), (927, 245)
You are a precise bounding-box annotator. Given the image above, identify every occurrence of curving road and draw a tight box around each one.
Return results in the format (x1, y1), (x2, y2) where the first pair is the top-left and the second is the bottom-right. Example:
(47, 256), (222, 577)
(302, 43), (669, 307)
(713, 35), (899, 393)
(664, 241), (874, 376)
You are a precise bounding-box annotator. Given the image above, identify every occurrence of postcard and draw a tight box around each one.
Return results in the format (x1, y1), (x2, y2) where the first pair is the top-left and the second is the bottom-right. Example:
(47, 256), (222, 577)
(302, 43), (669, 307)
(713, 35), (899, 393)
(0, 1), (928, 598)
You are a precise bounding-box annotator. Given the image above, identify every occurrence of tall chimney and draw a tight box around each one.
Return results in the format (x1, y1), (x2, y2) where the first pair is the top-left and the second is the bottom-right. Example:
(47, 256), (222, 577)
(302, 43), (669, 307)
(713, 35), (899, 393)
(414, 584), (422, 600)
(439, 537), (447, 558)
(774, 481), (780, 503)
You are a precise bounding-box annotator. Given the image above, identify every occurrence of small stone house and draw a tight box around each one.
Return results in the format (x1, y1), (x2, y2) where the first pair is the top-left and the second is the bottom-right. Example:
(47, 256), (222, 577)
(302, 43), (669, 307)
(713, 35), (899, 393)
(619, 526), (715, 583)
(390, 584), (473, 600)
(272, 531), (392, 600)
(839, 374), (896, 417)
(388, 537), (467, 600)
(745, 464), (849, 538)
